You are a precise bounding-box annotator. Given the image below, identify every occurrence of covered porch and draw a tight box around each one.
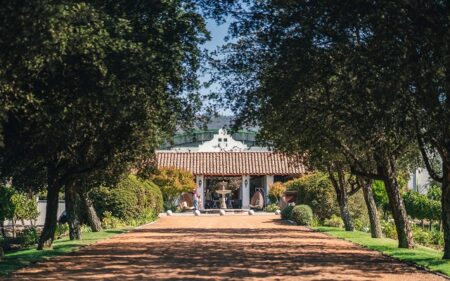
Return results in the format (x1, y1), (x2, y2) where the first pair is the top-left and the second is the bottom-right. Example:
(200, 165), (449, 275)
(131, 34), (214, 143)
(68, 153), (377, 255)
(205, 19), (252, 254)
(156, 151), (305, 210)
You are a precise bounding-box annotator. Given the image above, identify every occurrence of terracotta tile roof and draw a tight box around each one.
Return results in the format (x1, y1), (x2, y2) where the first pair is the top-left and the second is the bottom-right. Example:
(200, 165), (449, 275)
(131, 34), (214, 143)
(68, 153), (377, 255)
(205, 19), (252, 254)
(156, 151), (305, 176)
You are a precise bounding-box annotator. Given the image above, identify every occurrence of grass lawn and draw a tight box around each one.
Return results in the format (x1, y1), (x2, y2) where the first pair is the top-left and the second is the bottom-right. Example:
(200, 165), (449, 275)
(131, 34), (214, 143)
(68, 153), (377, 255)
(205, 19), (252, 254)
(0, 229), (128, 277)
(314, 226), (450, 277)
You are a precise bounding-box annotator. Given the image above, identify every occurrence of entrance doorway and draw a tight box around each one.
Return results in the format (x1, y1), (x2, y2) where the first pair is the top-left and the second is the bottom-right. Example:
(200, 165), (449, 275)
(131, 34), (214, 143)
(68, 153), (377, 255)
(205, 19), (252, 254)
(204, 176), (242, 209)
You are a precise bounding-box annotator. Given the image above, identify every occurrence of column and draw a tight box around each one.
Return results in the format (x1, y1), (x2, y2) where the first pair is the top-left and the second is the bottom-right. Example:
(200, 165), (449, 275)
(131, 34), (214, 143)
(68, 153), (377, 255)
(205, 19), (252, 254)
(196, 175), (205, 209)
(264, 175), (274, 205)
(241, 175), (250, 209)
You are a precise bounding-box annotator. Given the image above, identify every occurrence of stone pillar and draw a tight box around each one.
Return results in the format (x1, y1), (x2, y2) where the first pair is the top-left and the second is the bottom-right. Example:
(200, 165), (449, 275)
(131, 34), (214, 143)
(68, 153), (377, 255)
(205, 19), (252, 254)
(241, 175), (250, 209)
(196, 175), (205, 209)
(264, 175), (274, 204)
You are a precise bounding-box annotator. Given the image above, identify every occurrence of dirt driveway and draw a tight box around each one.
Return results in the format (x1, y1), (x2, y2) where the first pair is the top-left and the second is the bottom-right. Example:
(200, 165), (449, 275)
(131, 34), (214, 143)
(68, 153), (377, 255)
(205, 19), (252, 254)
(6, 215), (448, 280)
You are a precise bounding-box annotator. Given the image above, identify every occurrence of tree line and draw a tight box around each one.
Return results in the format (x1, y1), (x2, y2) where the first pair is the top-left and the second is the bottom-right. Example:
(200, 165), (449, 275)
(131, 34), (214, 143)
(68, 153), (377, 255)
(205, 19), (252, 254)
(200, 1), (450, 259)
(0, 0), (207, 249)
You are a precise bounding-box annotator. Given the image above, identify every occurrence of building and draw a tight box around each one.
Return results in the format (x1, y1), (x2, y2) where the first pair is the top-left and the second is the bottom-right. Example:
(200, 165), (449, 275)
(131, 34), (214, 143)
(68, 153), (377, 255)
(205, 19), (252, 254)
(156, 127), (305, 210)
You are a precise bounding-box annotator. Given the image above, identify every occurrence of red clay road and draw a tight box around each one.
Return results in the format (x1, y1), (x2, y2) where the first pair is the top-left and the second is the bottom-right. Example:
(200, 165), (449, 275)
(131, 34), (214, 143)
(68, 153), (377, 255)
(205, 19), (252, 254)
(5, 215), (448, 280)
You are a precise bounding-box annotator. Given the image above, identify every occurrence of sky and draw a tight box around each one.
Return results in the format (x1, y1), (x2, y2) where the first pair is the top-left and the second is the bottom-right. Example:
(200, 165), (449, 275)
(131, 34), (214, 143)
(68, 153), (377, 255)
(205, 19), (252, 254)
(198, 19), (233, 116)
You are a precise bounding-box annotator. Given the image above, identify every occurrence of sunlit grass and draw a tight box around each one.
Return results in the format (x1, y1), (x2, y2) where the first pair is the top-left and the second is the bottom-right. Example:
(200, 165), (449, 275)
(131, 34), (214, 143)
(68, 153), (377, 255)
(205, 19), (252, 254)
(0, 228), (128, 277)
(314, 226), (450, 276)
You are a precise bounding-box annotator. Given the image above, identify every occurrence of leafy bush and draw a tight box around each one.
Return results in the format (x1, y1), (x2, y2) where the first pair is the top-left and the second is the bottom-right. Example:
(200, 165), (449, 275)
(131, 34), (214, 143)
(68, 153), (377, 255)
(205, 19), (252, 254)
(101, 211), (126, 229)
(430, 229), (444, 247)
(92, 175), (163, 223)
(286, 173), (339, 221)
(281, 205), (294, 220)
(151, 168), (196, 211)
(291, 205), (313, 226)
(0, 185), (39, 235)
(323, 214), (344, 228)
(354, 218), (370, 232)
(81, 225), (92, 233)
(17, 226), (39, 247)
(55, 223), (69, 239)
(412, 225), (433, 246)
(265, 203), (280, 212)
(381, 220), (397, 240)
(403, 190), (441, 222)
(269, 182), (286, 203)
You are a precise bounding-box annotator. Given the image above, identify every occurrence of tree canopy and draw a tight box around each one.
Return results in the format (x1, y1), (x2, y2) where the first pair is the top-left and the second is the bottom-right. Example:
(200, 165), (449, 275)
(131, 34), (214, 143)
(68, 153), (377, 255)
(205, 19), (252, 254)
(0, 0), (208, 248)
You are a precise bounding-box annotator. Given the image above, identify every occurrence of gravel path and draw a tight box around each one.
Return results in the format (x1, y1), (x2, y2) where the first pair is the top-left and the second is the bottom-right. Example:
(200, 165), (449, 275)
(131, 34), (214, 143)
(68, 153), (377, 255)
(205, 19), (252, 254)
(6, 215), (448, 280)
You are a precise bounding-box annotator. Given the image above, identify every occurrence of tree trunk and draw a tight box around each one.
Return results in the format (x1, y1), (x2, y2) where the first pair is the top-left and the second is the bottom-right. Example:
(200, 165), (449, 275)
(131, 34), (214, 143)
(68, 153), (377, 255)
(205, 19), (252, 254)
(441, 163), (450, 259)
(79, 191), (102, 232)
(337, 189), (354, 231)
(37, 178), (60, 250)
(0, 246), (4, 260)
(376, 152), (414, 248)
(11, 218), (15, 238)
(65, 182), (81, 240)
(0, 220), (5, 237)
(360, 179), (382, 238)
(328, 168), (354, 231)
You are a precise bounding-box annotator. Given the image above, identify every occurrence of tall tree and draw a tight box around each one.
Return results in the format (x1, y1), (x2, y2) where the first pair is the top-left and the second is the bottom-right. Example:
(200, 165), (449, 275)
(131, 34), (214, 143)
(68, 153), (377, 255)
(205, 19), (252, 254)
(203, 0), (415, 246)
(0, 0), (207, 249)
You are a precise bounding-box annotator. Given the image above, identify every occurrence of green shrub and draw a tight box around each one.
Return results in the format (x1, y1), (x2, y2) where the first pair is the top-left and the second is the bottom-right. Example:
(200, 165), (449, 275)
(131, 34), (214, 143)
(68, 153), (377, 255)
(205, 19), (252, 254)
(101, 211), (126, 229)
(430, 229), (444, 246)
(17, 226), (39, 247)
(291, 205), (313, 226)
(354, 217), (370, 232)
(403, 190), (441, 222)
(265, 203), (280, 212)
(92, 175), (163, 223)
(323, 214), (344, 228)
(81, 225), (92, 233)
(55, 223), (69, 239)
(281, 205), (294, 220)
(151, 168), (196, 211)
(286, 173), (339, 221)
(381, 220), (397, 240)
(412, 226), (433, 246)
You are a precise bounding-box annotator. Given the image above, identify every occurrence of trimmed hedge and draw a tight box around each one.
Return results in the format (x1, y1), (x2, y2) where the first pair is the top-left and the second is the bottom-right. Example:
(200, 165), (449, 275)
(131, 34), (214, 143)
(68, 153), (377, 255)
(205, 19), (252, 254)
(291, 205), (313, 226)
(91, 175), (163, 222)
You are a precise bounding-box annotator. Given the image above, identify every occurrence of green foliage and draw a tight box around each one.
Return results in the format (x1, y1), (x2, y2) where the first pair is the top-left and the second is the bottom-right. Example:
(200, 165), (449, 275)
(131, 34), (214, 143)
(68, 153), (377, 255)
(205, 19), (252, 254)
(17, 227), (39, 247)
(101, 211), (126, 230)
(268, 182), (286, 202)
(0, 185), (15, 223)
(353, 218), (370, 233)
(264, 203), (280, 212)
(372, 180), (390, 212)
(323, 215), (344, 228)
(0, 185), (38, 227)
(280, 205), (294, 220)
(291, 205), (313, 226)
(55, 223), (69, 239)
(80, 225), (92, 233)
(151, 168), (196, 211)
(10, 193), (39, 224)
(381, 220), (398, 240)
(0, 0), (207, 248)
(403, 191), (441, 222)
(92, 175), (163, 222)
(286, 173), (339, 221)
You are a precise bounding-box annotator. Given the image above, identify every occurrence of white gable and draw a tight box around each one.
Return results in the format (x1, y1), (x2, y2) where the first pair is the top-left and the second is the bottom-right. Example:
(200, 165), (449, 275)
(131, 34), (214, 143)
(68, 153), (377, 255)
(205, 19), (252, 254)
(197, 129), (248, 152)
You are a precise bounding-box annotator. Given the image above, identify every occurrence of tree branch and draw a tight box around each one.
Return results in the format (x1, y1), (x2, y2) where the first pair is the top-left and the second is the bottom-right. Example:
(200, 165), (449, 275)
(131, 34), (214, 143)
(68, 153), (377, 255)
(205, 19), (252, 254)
(350, 166), (384, 181)
(417, 134), (443, 182)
